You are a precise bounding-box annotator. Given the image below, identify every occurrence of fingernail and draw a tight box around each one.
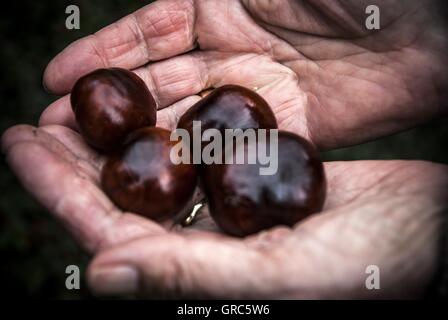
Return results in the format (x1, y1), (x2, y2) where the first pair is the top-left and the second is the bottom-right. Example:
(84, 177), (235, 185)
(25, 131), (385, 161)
(90, 265), (139, 295)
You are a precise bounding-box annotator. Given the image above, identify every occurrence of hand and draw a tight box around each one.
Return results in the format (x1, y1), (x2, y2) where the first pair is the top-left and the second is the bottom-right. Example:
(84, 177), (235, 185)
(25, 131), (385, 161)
(3, 0), (448, 298)
(3, 124), (447, 298)
(41, 0), (448, 149)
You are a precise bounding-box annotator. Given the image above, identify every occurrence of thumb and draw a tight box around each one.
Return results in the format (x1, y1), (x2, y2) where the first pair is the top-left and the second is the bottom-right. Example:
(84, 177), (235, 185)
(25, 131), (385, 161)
(87, 233), (284, 298)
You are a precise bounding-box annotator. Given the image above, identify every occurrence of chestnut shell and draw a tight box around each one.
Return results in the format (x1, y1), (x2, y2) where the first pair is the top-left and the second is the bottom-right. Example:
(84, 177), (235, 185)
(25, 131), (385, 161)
(101, 127), (197, 222)
(202, 130), (326, 237)
(71, 68), (157, 152)
(177, 85), (277, 151)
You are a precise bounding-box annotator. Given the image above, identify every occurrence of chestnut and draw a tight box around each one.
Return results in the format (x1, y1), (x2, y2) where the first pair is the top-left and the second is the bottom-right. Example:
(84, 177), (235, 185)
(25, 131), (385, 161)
(71, 68), (157, 152)
(101, 127), (197, 222)
(201, 130), (326, 237)
(177, 85), (277, 152)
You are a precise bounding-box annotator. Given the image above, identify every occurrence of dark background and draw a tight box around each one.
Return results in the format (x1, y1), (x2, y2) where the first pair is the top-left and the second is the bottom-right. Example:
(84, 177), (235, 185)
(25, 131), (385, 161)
(0, 1), (447, 299)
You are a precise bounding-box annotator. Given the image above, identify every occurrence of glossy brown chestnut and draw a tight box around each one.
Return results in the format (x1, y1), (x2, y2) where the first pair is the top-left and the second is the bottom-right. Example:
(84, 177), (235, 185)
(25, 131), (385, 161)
(177, 85), (277, 151)
(101, 127), (197, 222)
(71, 68), (157, 152)
(202, 131), (326, 237)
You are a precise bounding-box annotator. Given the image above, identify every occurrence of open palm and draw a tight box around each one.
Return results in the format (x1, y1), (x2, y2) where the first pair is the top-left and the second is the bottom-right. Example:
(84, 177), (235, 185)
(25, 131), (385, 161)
(3, 0), (448, 298)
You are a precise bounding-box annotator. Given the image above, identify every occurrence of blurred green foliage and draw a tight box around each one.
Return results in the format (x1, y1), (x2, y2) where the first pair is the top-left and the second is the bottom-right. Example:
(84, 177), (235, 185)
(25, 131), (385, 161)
(0, 0), (446, 299)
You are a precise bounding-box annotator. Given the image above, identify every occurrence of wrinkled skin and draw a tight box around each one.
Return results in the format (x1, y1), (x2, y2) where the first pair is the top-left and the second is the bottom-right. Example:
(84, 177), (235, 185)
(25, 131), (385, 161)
(2, 0), (448, 298)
